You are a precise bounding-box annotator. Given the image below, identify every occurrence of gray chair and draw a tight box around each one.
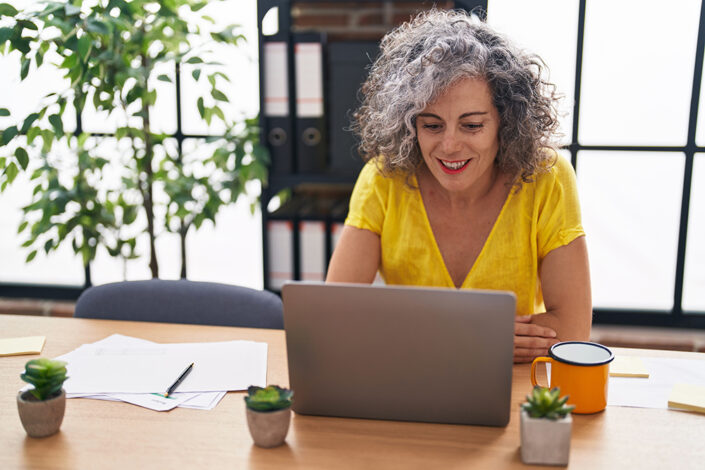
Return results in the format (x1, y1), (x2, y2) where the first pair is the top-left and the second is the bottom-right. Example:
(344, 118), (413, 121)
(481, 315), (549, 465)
(74, 279), (283, 329)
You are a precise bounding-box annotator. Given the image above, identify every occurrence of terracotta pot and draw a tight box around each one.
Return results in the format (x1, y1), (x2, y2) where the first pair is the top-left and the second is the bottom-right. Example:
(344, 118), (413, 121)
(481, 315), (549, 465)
(17, 389), (66, 438)
(520, 409), (572, 466)
(246, 407), (291, 448)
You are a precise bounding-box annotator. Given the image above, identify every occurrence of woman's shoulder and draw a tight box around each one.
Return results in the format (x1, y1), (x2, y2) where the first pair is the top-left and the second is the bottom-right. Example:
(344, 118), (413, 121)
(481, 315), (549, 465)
(357, 157), (410, 189)
(533, 150), (576, 189)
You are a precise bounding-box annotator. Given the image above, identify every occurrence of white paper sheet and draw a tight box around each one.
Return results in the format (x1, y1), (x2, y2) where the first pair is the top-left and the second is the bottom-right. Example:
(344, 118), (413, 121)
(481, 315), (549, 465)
(608, 357), (705, 409)
(62, 340), (267, 394)
(49, 334), (266, 411)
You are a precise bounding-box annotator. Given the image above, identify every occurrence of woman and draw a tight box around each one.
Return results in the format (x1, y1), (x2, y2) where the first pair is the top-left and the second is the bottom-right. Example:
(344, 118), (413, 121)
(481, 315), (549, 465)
(326, 9), (592, 363)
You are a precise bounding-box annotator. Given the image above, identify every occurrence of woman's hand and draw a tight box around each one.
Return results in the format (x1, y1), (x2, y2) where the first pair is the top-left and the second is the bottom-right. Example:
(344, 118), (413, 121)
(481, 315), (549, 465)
(514, 314), (559, 363)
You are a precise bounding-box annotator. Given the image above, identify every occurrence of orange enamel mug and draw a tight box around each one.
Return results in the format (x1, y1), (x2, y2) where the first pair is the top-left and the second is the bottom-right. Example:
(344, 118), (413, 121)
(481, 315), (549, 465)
(530, 341), (614, 414)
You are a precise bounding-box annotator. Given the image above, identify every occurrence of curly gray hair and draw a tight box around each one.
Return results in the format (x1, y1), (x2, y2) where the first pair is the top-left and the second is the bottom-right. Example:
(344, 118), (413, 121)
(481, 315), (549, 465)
(353, 9), (561, 185)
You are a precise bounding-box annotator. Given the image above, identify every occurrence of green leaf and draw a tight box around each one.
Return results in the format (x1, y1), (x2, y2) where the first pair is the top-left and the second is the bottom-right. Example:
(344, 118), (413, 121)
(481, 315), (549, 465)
(191, 69), (201, 81)
(10, 37), (30, 55)
(17, 19), (38, 31)
(17, 220), (28, 233)
(186, 56), (204, 64)
(0, 108), (9, 116)
(0, 27), (12, 43)
(41, 129), (54, 153)
(1, 125), (18, 145)
(48, 114), (64, 136)
(20, 57), (30, 80)
(5, 161), (18, 183)
(21, 113), (39, 133)
(26, 127), (41, 145)
(15, 147), (29, 170)
(0, 3), (19, 17)
(211, 89), (228, 102)
(157, 74), (171, 83)
(78, 35), (90, 60)
(197, 97), (205, 118)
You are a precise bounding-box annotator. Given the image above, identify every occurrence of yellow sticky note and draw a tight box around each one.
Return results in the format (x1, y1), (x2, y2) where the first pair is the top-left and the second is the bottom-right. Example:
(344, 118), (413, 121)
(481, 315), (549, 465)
(0, 336), (46, 357)
(668, 383), (705, 414)
(609, 356), (649, 378)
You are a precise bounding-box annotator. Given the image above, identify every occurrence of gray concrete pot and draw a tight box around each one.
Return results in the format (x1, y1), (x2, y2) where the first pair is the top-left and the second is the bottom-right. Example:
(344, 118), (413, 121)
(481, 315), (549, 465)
(17, 389), (66, 438)
(246, 406), (291, 448)
(520, 409), (572, 466)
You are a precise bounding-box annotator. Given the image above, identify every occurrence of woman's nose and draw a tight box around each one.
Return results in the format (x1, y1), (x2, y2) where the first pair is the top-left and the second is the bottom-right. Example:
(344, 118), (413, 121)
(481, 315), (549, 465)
(441, 129), (462, 153)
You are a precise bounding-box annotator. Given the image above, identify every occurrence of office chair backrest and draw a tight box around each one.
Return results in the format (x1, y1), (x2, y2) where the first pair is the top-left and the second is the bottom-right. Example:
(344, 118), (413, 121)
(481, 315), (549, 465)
(74, 279), (283, 329)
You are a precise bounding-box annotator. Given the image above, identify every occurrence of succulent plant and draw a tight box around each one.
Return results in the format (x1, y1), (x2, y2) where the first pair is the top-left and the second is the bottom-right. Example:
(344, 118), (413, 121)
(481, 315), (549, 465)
(522, 386), (575, 420)
(245, 385), (293, 412)
(20, 358), (68, 401)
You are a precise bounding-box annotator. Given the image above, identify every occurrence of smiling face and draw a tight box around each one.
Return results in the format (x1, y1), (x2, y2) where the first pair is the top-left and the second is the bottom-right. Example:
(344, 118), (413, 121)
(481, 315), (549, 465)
(415, 77), (501, 200)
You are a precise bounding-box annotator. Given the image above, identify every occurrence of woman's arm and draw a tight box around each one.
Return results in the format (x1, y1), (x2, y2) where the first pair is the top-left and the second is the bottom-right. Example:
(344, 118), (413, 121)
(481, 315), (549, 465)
(514, 236), (592, 363)
(326, 226), (381, 283)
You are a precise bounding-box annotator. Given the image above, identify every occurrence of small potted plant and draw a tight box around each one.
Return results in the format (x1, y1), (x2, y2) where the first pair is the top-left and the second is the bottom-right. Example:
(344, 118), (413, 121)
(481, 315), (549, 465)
(520, 386), (575, 466)
(244, 385), (294, 448)
(17, 358), (69, 438)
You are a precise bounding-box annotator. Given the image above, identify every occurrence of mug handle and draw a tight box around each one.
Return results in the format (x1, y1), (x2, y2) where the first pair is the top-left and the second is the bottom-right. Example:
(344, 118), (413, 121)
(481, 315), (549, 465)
(531, 357), (552, 387)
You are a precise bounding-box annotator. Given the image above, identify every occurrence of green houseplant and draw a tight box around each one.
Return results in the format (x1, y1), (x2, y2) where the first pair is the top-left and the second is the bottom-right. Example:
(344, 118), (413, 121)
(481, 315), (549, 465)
(0, 0), (268, 282)
(16, 358), (69, 438)
(244, 385), (293, 448)
(520, 386), (574, 466)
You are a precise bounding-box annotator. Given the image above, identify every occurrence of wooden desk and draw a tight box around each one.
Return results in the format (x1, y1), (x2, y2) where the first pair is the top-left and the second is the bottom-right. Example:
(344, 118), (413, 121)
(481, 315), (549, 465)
(2, 314), (704, 469)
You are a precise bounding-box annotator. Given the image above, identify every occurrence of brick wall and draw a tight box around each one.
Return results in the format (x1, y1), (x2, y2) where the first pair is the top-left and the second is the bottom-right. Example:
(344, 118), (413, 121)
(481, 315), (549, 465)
(0, 298), (75, 317)
(291, 1), (455, 41)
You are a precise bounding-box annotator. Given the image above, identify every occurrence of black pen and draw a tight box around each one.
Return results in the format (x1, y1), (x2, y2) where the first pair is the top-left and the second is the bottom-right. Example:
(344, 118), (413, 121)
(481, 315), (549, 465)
(164, 362), (194, 398)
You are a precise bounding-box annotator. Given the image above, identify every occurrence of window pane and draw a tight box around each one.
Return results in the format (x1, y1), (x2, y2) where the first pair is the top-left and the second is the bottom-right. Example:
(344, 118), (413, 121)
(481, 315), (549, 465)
(173, 139), (263, 287)
(577, 151), (684, 309)
(0, 142), (84, 286)
(0, 51), (77, 135)
(179, 1), (260, 135)
(579, 0), (700, 146)
(488, 0), (579, 145)
(81, 62), (177, 135)
(683, 154), (705, 312)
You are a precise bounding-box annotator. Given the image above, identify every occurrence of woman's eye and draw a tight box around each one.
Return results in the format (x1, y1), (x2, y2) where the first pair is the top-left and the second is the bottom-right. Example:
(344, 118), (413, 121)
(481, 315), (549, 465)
(463, 123), (483, 130)
(422, 123), (442, 131)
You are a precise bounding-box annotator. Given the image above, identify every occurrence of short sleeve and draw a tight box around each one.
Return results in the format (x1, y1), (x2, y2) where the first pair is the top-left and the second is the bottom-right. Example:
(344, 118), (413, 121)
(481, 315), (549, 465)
(345, 160), (389, 235)
(536, 155), (585, 259)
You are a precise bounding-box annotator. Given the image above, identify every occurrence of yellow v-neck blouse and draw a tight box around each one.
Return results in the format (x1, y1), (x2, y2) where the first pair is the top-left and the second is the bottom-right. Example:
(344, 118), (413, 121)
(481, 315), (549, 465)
(344, 153), (585, 315)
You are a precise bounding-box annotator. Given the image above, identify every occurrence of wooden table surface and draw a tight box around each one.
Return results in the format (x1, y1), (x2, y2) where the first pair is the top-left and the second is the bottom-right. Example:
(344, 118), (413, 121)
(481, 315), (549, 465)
(2, 314), (705, 469)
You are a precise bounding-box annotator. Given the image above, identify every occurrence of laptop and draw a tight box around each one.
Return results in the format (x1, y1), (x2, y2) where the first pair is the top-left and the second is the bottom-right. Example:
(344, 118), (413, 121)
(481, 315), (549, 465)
(281, 281), (516, 426)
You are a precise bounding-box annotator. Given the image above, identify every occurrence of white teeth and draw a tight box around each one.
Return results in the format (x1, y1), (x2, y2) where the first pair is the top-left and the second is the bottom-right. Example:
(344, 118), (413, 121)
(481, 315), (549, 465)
(440, 159), (469, 170)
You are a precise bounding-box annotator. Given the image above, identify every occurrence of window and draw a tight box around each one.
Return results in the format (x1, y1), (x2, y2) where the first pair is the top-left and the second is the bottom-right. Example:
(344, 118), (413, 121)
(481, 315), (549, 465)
(489, 0), (705, 325)
(0, 0), (264, 292)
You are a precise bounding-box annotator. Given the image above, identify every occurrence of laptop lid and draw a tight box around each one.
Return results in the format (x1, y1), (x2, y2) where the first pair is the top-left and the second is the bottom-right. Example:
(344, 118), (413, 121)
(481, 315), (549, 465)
(282, 282), (516, 426)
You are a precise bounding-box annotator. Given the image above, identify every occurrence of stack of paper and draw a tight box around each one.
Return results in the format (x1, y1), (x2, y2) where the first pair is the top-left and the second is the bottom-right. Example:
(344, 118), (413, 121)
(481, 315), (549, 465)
(45, 334), (268, 411)
(608, 357), (705, 410)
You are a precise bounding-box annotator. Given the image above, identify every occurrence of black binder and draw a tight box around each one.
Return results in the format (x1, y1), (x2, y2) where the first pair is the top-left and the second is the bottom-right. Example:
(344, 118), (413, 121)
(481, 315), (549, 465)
(294, 32), (328, 174)
(259, 0), (294, 174)
(327, 41), (380, 176)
